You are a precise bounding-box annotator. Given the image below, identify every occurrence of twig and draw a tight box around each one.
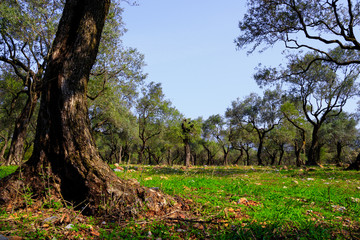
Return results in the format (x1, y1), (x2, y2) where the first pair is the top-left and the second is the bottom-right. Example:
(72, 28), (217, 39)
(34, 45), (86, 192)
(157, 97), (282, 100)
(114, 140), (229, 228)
(165, 217), (225, 225)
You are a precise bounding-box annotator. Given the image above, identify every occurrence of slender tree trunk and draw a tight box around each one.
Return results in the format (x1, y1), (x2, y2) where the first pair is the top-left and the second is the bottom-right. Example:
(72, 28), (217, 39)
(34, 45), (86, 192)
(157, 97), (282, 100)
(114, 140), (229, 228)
(6, 93), (38, 165)
(0, 0), (176, 215)
(294, 141), (303, 167)
(203, 144), (215, 166)
(222, 146), (229, 166)
(118, 145), (122, 164)
(138, 140), (146, 164)
(0, 134), (10, 164)
(335, 142), (342, 166)
(184, 141), (191, 167)
(278, 144), (285, 165)
(206, 148), (211, 165)
(147, 147), (152, 165)
(233, 148), (243, 165)
(269, 152), (277, 165)
(166, 148), (172, 165)
(244, 147), (250, 166)
(257, 137), (264, 166)
(306, 126), (320, 166)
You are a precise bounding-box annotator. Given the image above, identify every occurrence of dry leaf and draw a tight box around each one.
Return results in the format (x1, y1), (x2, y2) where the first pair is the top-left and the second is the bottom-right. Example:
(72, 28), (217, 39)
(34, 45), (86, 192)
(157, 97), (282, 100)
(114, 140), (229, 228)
(237, 198), (248, 205)
(91, 230), (100, 237)
(228, 208), (235, 213)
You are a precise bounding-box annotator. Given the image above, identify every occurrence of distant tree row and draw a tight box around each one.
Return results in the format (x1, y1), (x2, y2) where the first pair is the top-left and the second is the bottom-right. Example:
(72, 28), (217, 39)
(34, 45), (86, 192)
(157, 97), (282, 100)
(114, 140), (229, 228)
(2, 61), (358, 167)
(1, 0), (360, 169)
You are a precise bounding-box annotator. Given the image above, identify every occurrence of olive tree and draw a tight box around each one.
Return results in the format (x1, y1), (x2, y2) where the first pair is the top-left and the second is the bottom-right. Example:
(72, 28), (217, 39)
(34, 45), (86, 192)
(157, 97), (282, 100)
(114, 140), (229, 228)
(238, 0), (360, 169)
(226, 90), (283, 165)
(0, 0), (176, 215)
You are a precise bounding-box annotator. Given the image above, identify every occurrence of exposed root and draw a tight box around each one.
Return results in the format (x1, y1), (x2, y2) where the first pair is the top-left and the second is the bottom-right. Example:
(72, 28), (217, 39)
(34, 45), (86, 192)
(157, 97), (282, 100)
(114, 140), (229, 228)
(0, 164), (189, 220)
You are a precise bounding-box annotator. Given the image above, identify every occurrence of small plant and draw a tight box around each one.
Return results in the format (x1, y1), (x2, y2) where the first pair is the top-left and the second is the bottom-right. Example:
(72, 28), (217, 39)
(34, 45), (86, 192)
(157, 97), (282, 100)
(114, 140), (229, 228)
(42, 199), (63, 210)
(22, 185), (34, 207)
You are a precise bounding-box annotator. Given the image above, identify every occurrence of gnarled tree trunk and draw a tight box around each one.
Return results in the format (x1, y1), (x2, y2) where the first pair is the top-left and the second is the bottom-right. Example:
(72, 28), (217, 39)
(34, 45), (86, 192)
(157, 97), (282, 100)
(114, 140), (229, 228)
(6, 93), (39, 165)
(184, 140), (191, 167)
(306, 126), (321, 166)
(0, 133), (10, 164)
(347, 152), (360, 170)
(0, 0), (176, 215)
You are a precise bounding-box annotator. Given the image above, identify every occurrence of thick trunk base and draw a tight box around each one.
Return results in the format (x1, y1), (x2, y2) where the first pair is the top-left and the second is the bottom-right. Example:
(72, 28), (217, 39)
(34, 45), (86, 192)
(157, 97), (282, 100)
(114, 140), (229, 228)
(0, 161), (182, 218)
(346, 153), (360, 170)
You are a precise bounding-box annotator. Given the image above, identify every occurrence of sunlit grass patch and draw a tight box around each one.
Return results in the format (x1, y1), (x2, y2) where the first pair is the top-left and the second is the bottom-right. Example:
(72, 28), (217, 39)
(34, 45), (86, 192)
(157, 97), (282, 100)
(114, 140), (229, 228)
(1, 164), (359, 239)
(110, 164), (360, 238)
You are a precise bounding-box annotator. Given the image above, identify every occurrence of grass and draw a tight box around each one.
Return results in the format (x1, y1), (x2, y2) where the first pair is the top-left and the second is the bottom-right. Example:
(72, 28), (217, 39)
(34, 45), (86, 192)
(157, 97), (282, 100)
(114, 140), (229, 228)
(1, 164), (359, 239)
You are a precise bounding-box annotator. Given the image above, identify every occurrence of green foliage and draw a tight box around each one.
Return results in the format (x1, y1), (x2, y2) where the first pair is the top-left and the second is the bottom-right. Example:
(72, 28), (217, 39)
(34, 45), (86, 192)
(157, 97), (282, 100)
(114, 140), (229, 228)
(258, 52), (359, 165)
(0, 165), (17, 179)
(226, 89), (283, 130)
(181, 118), (202, 143)
(226, 90), (284, 165)
(237, 0), (360, 66)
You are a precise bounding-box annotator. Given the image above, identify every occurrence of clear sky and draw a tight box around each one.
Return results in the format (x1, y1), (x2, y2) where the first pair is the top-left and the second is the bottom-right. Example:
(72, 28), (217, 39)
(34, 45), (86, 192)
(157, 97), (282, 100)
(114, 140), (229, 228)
(121, 1), (287, 119)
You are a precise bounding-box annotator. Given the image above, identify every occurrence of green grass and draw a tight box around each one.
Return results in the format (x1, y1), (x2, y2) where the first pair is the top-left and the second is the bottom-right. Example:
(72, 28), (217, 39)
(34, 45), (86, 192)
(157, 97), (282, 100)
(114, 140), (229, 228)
(1, 164), (359, 239)
(115, 165), (360, 239)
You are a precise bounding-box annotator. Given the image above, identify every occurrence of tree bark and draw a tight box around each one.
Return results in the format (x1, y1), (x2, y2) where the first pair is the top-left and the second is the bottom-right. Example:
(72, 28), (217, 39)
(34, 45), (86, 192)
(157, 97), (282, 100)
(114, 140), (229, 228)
(257, 135), (264, 166)
(335, 141), (342, 166)
(222, 146), (229, 166)
(347, 153), (360, 170)
(306, 126), (321, 166)
(0, 0), (176, 215)
(243, 146), (250, 166)
(232, 147), (243, 165)
(118, 145), (123, 164)
(0, 134), (10, 164)
(203, 144), (215, 166)
(6, 93), (39, 165)
(184, 141), (191, 167)
(294, 140), (305, 167)
(278, 144), (285, 165)
(269, 151), (277, 165)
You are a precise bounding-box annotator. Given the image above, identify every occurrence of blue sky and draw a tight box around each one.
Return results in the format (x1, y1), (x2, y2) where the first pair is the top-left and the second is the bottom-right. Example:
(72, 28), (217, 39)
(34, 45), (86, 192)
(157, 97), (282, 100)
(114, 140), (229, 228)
(121, 1), (287, 119)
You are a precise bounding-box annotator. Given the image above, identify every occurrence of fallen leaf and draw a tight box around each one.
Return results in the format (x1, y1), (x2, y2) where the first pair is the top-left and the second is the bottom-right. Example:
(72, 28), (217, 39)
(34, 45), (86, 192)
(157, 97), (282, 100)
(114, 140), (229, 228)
(228, 208), (235, 213)
(91, 230), (100, 237)
(237, 197), (261, 206)
(6, 204), (12, 211)
(237, 198), (248, 205)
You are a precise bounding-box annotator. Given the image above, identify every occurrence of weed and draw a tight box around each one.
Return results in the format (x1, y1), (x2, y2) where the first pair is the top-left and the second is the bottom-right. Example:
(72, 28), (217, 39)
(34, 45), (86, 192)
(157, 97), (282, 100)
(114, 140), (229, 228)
(41, 199), (63, 210)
